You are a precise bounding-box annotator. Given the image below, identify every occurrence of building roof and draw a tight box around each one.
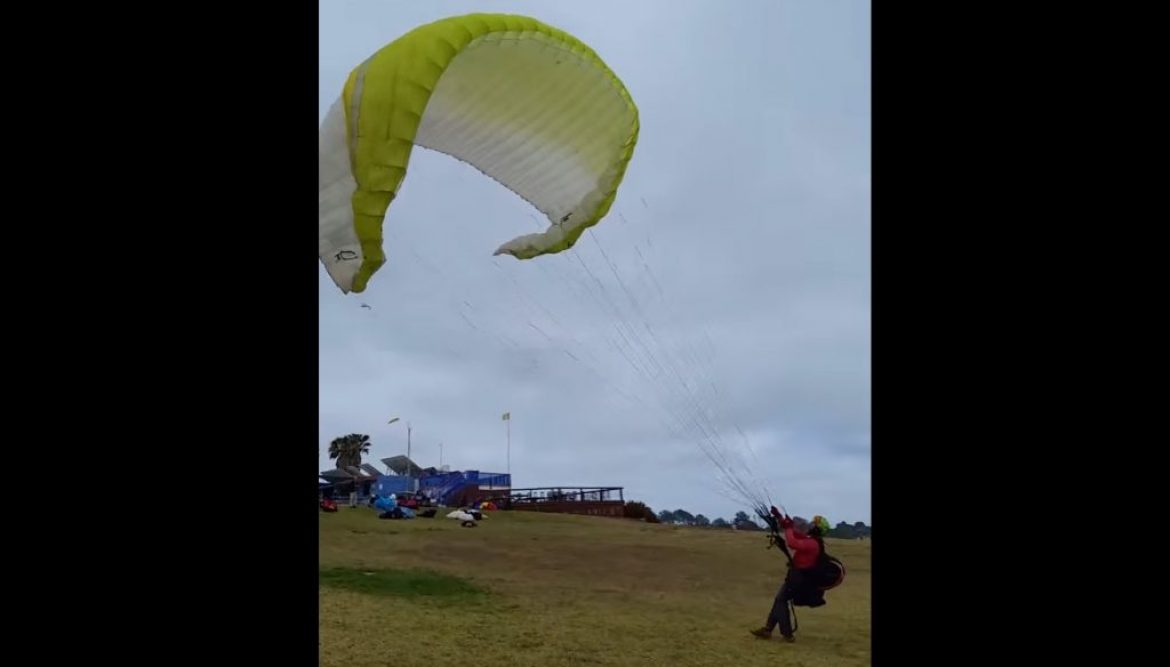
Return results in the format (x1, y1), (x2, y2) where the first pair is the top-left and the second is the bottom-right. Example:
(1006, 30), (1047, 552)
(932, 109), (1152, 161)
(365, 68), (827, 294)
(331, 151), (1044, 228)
(319, 467), (377, 482)
(381, 455), (425, 477)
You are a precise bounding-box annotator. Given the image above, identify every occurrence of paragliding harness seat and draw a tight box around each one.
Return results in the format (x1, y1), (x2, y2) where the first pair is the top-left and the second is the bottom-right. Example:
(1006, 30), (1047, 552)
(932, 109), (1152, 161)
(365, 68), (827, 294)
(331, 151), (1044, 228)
(789, 548), (847, 607)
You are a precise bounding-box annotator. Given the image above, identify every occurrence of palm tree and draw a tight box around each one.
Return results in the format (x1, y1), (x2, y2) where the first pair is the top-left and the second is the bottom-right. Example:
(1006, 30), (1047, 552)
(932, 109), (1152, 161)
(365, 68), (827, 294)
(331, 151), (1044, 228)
(328, 433), (372, 470)
(329, 433), (372, 507)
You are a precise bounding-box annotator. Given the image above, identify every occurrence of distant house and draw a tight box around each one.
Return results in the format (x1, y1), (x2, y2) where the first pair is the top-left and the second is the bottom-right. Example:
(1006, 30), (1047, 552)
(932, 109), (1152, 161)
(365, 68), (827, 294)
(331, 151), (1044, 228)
(318, 466), (378, 500)
(323, 455), (626, 520)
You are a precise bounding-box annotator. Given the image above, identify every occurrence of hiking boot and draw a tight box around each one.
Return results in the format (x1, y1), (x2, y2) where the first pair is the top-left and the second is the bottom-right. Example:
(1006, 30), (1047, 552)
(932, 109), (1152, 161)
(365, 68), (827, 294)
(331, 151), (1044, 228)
(750, 627), (773, 639)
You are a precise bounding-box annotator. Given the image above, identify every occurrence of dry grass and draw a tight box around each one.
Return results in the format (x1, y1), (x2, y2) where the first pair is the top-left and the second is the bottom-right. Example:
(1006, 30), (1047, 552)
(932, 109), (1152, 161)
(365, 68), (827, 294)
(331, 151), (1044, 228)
(320, 508), (870, 666)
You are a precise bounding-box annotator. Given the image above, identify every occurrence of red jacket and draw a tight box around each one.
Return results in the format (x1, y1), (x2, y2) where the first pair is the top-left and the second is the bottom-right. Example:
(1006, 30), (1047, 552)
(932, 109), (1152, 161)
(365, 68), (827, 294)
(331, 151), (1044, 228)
(785, 527), (822, 569)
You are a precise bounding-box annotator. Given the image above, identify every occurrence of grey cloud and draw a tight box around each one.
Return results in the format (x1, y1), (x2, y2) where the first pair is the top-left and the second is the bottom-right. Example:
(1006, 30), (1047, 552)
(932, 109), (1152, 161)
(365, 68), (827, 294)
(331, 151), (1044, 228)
(319, 0), (870, 524)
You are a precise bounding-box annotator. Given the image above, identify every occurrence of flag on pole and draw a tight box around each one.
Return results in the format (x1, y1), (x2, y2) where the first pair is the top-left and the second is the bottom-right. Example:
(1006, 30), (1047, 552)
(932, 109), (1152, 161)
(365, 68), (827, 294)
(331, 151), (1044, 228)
(501, 412), (511, 421)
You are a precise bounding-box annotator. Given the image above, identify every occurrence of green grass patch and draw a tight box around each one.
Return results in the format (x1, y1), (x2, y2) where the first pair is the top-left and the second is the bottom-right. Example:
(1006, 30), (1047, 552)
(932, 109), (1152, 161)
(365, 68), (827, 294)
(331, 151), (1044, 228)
(319, 567), (487, 602)
(320, 510), (870, 666)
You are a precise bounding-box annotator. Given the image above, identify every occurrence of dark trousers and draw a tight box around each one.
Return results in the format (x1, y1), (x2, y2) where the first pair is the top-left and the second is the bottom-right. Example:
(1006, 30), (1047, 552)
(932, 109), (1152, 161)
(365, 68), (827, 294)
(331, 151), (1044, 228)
(766, 570), (808, 636)
(766, 583), (796, 636)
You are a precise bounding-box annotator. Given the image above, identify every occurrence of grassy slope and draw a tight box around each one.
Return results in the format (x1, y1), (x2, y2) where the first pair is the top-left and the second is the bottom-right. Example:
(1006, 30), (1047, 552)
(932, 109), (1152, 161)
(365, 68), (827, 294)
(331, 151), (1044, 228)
(320, 508), (870, 666)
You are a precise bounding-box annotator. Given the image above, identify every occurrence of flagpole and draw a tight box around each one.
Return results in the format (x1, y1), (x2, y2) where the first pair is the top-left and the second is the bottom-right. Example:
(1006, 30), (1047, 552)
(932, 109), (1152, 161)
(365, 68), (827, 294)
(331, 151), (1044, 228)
(502, 411), (511, 480)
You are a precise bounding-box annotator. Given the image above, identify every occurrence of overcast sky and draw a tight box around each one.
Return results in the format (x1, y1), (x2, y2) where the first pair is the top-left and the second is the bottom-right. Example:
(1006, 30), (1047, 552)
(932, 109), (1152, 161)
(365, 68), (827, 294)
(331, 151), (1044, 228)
(319, 0), (871, 524)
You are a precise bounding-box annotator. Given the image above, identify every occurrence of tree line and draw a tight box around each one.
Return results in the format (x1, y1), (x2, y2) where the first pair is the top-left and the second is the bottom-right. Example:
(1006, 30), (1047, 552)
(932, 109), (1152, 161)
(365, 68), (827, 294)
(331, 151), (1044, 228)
(623, 502), (870, 539)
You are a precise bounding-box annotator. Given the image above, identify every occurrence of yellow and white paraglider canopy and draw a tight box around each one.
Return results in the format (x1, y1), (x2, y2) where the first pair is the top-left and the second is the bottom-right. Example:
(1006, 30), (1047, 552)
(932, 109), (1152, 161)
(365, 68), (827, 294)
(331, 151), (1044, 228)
(319, 13), (640, 294)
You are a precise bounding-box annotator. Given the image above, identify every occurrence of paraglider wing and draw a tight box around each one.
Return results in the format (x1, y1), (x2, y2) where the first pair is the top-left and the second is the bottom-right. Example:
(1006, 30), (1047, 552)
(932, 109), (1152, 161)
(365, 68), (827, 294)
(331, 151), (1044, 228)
(319, 13), (640, 293)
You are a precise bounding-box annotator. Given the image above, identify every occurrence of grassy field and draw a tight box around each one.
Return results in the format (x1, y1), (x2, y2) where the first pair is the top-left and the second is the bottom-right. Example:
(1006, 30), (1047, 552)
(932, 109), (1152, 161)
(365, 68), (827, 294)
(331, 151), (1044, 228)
(320, 508), (870, 666)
